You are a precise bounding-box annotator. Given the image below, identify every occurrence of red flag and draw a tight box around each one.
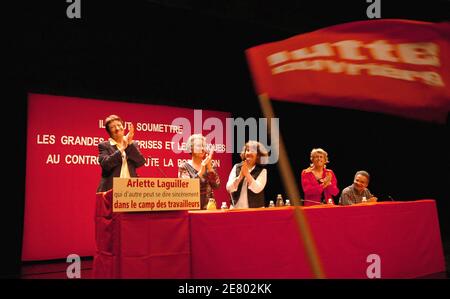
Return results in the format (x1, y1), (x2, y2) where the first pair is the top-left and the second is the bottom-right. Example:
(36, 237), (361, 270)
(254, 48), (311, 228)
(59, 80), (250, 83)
(246, 19), (450, 123)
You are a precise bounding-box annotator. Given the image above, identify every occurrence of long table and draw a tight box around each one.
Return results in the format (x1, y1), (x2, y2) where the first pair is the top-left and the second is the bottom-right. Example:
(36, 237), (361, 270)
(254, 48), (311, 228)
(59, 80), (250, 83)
(93, 192), (445, 278)
(189, 200), (445, 278)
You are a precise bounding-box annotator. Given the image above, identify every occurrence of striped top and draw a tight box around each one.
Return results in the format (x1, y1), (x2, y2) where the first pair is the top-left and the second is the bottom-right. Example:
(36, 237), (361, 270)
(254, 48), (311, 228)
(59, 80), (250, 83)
(178, 162), (220, 209)
(339, 185), (374, 205)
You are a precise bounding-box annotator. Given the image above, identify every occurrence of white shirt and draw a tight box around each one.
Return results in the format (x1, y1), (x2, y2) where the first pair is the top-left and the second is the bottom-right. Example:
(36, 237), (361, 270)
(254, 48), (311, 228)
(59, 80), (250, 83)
(109, 138), (130, 178)
(226, 164), (267, 208)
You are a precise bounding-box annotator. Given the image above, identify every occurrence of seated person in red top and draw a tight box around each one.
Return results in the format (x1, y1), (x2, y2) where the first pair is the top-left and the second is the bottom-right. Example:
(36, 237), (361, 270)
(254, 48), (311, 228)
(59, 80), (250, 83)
(97, 115), (146, 192)
(300, 148), (339, 206)
(339, 170), (378, 205)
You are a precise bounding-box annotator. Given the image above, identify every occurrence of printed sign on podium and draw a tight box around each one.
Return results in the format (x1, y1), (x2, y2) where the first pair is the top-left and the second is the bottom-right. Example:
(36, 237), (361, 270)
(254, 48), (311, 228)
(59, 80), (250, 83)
(112, 178), (200, 212)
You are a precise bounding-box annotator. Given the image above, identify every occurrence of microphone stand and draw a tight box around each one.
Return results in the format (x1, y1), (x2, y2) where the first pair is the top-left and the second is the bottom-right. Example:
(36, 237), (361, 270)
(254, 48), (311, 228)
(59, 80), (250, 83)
(148, 155), (168, 178)
(297, 199), (325, 205)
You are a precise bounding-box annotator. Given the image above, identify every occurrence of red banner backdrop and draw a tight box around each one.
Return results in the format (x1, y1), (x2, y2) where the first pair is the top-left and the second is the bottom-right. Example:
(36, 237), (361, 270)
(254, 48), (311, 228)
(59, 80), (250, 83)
(23, 93), (232, 261)
(246, 19), (450, 123)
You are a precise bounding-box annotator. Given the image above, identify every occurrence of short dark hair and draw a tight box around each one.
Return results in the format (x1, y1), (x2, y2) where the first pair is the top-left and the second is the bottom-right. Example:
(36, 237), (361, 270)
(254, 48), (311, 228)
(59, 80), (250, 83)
(355, 170), (370, 182)
(104, 115), (123, 136)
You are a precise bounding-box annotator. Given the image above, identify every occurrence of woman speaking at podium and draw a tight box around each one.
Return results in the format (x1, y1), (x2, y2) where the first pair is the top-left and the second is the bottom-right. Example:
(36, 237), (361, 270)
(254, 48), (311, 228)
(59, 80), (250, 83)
(300, 148), (339, 206)
(97, 115), (146, 192)
(178, 134), (220, 209)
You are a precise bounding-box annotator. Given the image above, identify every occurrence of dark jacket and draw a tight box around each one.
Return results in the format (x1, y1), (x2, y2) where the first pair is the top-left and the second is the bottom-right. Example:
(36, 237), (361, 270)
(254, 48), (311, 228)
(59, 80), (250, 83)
(96, 140), (146, 192)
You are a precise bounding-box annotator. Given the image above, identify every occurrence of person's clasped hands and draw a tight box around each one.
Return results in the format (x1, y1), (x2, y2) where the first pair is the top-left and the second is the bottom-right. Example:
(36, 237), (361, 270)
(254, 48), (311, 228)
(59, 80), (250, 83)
(201, 146), (215, 172)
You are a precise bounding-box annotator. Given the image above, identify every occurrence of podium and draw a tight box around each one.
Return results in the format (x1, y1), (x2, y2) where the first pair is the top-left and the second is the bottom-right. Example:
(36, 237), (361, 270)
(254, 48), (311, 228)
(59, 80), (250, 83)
(93, 190), (191, 278)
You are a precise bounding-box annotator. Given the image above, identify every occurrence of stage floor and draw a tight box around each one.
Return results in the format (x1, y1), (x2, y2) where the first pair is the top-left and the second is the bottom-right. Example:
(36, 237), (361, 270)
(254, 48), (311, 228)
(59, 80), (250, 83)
(21, 257), (93, 279)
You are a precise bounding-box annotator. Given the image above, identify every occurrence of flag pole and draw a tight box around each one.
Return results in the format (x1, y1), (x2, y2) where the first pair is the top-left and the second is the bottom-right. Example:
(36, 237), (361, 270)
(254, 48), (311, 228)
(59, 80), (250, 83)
(258, 93), (325, 278)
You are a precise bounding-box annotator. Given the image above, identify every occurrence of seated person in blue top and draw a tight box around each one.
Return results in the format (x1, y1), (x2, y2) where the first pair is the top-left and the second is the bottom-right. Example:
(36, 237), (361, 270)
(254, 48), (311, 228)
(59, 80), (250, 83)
(226, 140), (268, 209)
(97, 115), (146, 192)
(339, 170), (378, 205)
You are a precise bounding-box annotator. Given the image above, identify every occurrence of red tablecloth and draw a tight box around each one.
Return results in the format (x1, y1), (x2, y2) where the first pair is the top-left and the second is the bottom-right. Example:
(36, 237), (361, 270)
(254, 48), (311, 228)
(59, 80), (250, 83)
(92, 191), (191, 278)
(189, 200), (445, 278)
(92, 195), (445, 278)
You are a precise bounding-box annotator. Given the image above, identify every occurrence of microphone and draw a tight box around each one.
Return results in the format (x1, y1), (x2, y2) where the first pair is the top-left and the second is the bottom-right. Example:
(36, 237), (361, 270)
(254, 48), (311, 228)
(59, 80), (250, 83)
(148, 155), (168, 178)
(387, 195), (395, 201)
(297, 199), (324, 205)
(229, 196), (236, 208)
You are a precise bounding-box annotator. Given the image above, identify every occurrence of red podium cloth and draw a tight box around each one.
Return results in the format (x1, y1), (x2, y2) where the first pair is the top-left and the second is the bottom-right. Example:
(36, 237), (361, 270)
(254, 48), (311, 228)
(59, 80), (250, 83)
(92, 191), (191, 278)
(189, 200), (445, 278)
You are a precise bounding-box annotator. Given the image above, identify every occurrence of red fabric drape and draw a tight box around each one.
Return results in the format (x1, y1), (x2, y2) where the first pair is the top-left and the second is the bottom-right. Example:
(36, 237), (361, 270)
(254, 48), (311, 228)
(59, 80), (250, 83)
(93, 196), (444, 278)
(190, 200), (445, 278)
(93, 190), (191, 278)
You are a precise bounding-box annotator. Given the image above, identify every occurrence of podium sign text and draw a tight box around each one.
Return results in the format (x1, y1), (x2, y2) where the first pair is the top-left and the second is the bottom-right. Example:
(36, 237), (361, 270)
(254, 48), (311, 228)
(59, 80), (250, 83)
(113, 178), (200, 212)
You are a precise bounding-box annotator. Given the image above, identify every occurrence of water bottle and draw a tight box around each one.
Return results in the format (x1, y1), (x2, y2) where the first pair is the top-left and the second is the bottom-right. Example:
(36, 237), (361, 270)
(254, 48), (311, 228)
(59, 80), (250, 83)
(268, 200), (275, 207)
(285, 199), (291, 206)
(362, 196), (367, 203)
(207, 198), (217, 210)
(327, 198), (334, 205)
(220, 201), (228, 210)
(276, 194), (284, 207)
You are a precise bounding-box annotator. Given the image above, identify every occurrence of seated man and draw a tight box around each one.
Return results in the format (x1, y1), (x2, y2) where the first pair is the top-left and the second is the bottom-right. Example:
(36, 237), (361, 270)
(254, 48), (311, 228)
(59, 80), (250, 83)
(339, 170), (377, 205)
